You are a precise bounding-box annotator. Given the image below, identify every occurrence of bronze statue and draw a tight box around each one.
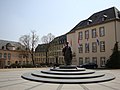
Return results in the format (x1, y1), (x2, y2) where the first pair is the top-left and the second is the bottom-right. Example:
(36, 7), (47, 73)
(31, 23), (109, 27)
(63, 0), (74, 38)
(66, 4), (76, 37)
(62, 42), (72, 65)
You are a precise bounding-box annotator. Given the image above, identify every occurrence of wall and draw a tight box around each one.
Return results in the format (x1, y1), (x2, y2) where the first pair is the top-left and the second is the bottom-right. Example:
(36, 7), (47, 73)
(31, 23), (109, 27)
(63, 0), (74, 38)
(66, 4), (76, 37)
(67, 20), (118, 68)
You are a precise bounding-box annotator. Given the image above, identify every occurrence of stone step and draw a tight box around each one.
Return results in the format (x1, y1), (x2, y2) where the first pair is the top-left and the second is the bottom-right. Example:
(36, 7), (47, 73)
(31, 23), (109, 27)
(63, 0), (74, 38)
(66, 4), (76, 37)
(50, 67), (85, 72)
(41, 69), (95, 75)
(31, 71), (105, 79)
(21, 72), (115, 84)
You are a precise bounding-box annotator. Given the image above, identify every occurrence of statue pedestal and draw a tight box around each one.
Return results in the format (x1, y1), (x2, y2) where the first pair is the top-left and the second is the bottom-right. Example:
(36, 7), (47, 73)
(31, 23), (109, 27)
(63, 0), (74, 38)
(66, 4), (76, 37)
(59, 65), (77, 69)
(22, 65), (115, 84)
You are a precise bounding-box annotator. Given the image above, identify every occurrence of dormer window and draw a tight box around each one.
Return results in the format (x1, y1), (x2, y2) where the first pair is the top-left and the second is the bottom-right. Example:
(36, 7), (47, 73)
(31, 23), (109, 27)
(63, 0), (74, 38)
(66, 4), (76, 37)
(2, 46), (4, 50)
(87, 19), (92, 25)
(102, 14), (107, 21)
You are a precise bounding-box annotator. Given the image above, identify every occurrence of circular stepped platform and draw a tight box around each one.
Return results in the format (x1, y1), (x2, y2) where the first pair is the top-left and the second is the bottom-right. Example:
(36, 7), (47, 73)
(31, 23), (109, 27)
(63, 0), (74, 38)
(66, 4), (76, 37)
(50, 67), (85, 72)
(31, 71), (105, 79)
(21, 65), (115, 84)
(41, 69), (95, 75)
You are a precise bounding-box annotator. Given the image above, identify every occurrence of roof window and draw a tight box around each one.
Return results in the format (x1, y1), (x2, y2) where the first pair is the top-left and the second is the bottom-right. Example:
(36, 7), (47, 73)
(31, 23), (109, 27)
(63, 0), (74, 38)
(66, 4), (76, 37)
(102, 14), (107, 21)
(87, 19), (92, 25)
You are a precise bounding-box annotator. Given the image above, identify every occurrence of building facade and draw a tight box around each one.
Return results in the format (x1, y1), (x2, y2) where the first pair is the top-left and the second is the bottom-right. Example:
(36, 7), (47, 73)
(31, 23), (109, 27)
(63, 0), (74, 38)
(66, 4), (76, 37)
(48, 34), (66, 65)
(34, 44), (48, 65)
(34, 34), (67, 66)
(67, 7), (120, 68)
(0, 40), (32, 67)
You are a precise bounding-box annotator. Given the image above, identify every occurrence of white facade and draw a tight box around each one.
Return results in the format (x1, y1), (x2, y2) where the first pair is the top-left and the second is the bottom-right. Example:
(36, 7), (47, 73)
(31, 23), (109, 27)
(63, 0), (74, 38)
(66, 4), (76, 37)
(67, 7), (120, 68)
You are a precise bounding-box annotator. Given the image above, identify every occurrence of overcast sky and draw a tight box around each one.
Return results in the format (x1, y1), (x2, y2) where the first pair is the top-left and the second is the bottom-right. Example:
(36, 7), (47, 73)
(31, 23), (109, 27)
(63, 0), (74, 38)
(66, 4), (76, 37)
(0, 0), (120, 43)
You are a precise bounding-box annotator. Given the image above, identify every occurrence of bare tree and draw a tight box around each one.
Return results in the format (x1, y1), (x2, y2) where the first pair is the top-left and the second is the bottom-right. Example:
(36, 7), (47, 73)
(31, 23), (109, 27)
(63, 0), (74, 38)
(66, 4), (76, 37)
(31, 31), (39, 65)
(19, 35), (31, 65)
(41, 36), (48, 44)
(47, 33), (55, 43)
(41, 33), (55, 44)
(19, 35), (31, 50)
(19, 31), (39, 66)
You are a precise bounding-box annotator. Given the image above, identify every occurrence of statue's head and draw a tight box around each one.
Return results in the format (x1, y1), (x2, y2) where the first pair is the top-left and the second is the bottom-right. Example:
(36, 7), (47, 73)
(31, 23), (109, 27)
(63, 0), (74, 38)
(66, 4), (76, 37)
(65, 41), (69, 46)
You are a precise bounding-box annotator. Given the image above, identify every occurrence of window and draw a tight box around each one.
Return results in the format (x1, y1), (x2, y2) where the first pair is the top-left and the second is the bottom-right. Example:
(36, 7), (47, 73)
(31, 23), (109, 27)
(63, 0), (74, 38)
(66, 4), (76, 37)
(100, 57), (106, 67)
(102, 14), (107, 21)
(0, 53), (2, 58)
(85, 43), (89, 53)
(87, 19), (92, 25)
(19, 54), (22, 58)
(79, 57), (83, 65)
(8, 53), (11, 60)
(79, 32), (83, 40)
(2, 46), (4, 50)
(8, 61), (10, 65)
(4, 53), (7, 59)
(100, 41), (105, 52)
(19, 61), (21, 65)
(99, 27), (105, 37)
(15, 61), (18, 64)
(85, 30), (89, 39)
(85, 57), (90, 63)
(92, 28), (97, 38)
(78, 44), (83, 53)
(92, 42), (97, 52)
(92, 57), (97, 64)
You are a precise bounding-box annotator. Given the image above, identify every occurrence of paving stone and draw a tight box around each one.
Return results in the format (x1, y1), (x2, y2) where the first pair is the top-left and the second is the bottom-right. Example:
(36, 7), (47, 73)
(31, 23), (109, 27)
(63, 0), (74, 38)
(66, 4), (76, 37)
(62, 84), (84, 90)
(0, 68), (120, 90)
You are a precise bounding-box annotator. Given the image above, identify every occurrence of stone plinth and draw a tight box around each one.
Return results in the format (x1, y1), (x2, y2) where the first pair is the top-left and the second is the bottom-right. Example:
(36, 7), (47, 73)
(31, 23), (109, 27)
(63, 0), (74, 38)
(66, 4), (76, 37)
(21, 66), (115, 84)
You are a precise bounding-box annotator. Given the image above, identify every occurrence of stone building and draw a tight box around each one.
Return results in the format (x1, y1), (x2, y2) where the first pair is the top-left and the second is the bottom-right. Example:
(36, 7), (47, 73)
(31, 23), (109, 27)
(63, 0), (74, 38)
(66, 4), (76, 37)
(0, 40), (32, 67)
(48, 34), (66, 65)
(34, 44), (48, 65)
(34, 34), (67, 66)
(67, 7), (120, 68)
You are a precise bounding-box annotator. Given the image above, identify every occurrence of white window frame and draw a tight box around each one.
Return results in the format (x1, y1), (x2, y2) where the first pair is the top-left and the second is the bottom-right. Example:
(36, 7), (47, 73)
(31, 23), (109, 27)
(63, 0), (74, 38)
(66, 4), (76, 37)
(85, 57), (90, 63)
(92, 28), (97, 38)
(79, 57), (83, 65)
(99, 27), (105, 37)
(100, 57), (106, 67)
(100, 41), (105, 52)
(85, 30), (89, 39)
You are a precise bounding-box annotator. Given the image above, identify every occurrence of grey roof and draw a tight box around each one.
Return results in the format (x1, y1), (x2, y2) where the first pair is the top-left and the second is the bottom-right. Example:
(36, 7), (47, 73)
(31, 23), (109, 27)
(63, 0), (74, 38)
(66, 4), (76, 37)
(35, 44), (48, 52)
(68, 7), (120, 34)
(50, 34), (67, 45)
(0, 39), (24, 50)
(35, 35), (67, 53)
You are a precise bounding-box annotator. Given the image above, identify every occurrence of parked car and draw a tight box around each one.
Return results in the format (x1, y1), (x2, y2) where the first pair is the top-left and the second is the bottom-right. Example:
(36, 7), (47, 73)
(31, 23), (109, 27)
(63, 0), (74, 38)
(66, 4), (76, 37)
(79, 63), (98, 69)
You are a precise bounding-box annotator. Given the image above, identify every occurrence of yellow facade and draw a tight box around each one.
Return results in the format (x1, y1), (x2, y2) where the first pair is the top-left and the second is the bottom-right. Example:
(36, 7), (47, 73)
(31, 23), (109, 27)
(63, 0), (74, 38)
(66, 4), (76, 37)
(34, 52), (46, 64)
(67, 20), (120, 68)
(48, 43), (64, 65)
(67, 7), (120, 68)
(0, 49), (32, 67)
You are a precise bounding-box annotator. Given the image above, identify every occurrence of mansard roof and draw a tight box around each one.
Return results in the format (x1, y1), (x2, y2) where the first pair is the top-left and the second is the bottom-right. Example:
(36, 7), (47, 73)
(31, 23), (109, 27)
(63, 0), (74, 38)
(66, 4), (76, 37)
(68, 7), (120, 34)
(35, 44), (48, 52)
(50, 34), (67, 45)
(0, 39), (24, 50)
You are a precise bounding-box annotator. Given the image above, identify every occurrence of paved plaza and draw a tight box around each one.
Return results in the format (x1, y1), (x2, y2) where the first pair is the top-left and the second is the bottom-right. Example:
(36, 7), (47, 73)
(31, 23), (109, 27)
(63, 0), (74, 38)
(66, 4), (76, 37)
(0, 68), (120, 90)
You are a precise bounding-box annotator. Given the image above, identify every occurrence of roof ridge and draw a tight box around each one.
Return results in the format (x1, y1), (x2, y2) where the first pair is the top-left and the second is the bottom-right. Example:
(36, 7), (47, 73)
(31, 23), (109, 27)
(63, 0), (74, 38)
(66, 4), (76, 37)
(67, 6), (120, 34)
(0, 39), (19, 43)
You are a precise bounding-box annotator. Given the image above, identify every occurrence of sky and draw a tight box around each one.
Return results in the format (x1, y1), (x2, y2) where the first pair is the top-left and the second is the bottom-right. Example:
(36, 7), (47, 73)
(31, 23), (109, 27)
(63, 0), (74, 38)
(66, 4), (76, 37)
(0, 0), (120, 43)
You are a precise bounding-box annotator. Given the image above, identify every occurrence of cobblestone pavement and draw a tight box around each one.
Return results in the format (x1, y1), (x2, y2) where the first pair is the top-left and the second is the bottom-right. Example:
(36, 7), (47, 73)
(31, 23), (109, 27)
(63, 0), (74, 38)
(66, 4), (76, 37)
(0, 68), (120, 90)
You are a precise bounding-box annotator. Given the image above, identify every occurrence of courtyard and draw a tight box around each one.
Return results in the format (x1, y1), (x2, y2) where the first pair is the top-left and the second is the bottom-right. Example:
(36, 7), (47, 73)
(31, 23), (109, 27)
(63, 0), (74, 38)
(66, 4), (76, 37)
(0, 68), (120, 90)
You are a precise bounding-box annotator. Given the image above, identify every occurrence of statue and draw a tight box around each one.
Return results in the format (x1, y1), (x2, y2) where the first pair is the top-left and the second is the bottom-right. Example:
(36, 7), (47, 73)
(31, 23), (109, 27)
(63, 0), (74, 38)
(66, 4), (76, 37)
(62, 42), (72, 65)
